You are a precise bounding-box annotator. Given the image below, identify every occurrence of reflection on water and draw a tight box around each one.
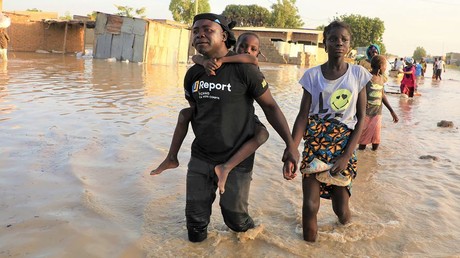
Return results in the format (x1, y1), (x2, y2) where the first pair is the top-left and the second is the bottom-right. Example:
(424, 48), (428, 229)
(1, 53), (460, 257)
(399, 97), (414, 122)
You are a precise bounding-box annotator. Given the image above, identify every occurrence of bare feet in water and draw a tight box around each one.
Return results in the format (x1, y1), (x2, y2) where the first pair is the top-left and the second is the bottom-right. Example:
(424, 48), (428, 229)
(214, 164), (231, 194)
(150, 155), (179, 175)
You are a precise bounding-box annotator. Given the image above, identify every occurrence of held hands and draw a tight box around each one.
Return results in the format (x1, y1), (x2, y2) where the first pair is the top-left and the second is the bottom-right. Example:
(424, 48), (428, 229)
(282, 145), (300, 166)
(283, 160), (296, 180)
(281, 146), (300, 180)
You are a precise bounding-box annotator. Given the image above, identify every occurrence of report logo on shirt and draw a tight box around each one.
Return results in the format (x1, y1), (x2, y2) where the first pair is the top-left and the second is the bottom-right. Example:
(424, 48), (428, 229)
(192, 80), (232, 93)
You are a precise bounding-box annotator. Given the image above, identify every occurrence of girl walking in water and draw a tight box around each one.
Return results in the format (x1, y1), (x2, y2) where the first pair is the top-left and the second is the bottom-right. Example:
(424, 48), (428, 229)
(358, 55), (399, 151)
(283, 21), (371, 242)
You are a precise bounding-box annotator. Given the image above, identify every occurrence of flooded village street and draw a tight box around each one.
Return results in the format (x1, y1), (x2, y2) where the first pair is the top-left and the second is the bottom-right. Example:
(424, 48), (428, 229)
(1, 52), (460, 257)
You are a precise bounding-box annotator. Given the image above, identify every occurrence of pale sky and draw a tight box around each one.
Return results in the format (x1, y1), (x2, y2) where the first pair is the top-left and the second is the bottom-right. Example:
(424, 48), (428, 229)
(4, 0), (460, 57)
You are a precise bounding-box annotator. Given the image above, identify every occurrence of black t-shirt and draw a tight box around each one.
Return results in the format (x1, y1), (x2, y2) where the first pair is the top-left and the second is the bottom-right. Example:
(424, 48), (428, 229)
(184, 51), (268, 170)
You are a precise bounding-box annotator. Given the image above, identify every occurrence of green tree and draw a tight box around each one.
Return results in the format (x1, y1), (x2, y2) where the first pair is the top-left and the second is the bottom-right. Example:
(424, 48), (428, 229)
(222, 5), (270, 27)
(115, 5), (146, 18)
(26, 8), (42, 12)
(59, 11), (72, 21)
(87, 11), (97, 21)
(316, 25), (325, 31)
(334, 14), (385, 53)
(269, 0), (304, 28)
(169, 0), (211, 26)
(413, 46), (427, 61)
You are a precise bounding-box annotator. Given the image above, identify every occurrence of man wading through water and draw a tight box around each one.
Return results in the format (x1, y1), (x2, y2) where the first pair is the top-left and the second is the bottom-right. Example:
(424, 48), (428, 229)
(182, 13), (299, 242)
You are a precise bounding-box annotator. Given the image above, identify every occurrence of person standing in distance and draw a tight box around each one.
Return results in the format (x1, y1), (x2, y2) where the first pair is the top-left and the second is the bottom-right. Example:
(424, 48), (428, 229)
(436, 57), (446, 80)
(0, 28), (10, 62)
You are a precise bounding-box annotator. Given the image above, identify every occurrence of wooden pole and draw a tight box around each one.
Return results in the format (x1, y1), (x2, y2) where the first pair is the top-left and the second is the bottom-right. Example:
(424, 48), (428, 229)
(83, 21), (86, 53)
(62, 22), (68, 54)
(193, 0), (199, 55)
(0, 0), (3, 12)
(195, 0), (198, 16)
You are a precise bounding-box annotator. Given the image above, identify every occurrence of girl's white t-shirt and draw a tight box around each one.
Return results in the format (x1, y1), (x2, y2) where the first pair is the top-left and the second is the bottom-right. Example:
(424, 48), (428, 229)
(299, 64), (372, 130)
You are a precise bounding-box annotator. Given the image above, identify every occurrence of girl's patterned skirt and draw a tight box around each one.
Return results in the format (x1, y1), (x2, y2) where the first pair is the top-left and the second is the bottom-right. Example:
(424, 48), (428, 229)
(300, 115), (357, 199)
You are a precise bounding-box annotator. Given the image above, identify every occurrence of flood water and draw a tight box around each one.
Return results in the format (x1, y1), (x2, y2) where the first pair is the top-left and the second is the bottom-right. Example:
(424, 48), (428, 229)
(1, 53), (459, 257)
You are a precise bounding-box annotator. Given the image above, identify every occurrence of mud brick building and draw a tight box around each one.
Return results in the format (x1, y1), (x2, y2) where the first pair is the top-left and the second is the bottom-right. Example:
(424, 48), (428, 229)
(4, 11), (90, 53)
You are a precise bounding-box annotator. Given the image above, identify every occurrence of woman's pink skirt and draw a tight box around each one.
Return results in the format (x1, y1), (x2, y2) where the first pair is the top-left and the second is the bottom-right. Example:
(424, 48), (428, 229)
(359, 115), (382, 145)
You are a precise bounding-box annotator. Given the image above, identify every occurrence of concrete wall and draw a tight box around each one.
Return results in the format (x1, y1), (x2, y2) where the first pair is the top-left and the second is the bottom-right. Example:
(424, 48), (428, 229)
(232, 28), (325, 67)
(291, 32), (322, 43)
(446, 52), (460, 65)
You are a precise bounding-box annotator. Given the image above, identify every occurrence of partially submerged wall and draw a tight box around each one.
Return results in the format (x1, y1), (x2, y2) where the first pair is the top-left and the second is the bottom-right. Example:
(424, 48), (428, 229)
(94, 13), (147, 62)
(5, 12), (85, 53)
(94, 13), (190, 64)
(145, 21), (189, 64)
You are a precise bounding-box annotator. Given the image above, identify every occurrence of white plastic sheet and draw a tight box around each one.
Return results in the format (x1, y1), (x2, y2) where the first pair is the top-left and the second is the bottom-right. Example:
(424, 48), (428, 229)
(0, 13), (11, 28)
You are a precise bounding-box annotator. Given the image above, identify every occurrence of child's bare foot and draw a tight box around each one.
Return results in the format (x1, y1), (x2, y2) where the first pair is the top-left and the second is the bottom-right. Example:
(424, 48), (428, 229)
(150, 155), (179, 175)
(215, 164), (231, 194)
